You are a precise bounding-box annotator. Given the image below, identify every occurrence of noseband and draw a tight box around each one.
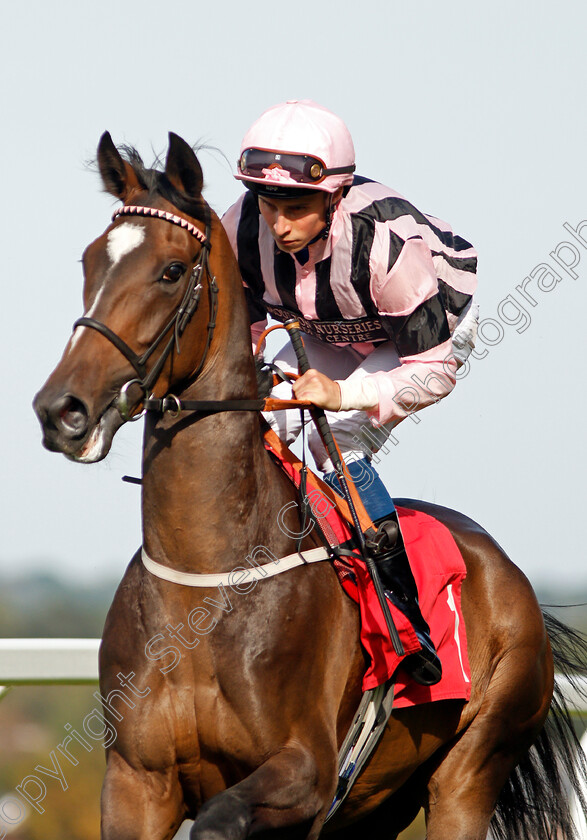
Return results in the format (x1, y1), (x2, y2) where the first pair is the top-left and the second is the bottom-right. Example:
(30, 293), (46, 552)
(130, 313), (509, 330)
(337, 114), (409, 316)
(73, 205), (217, 421)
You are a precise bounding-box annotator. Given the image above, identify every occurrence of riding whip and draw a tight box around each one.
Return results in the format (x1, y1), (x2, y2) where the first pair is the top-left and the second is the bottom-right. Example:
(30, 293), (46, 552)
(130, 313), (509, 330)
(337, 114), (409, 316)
(283, 319), (404, 656)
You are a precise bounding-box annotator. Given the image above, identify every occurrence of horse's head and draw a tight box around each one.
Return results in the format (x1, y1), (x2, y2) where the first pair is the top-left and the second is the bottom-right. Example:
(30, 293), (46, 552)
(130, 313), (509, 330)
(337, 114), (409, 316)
(34, 132), (240, 463)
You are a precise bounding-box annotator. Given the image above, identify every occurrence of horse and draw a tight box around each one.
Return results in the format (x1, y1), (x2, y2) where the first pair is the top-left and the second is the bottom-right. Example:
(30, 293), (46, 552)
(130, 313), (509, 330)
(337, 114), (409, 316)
(34, 131), (587, 840)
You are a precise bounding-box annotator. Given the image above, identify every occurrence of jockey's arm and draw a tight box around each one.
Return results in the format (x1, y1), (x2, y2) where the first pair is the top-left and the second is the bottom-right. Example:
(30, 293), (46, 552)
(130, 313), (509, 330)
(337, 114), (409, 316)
(291, 338), (456, 423)
(294, 234), (458, 423)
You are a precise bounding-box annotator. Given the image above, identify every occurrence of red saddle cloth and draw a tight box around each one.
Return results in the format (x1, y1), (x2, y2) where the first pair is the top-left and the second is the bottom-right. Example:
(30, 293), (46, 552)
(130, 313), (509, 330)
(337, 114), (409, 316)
(338, 505), (471, 706)
(263, 437), (471, 706)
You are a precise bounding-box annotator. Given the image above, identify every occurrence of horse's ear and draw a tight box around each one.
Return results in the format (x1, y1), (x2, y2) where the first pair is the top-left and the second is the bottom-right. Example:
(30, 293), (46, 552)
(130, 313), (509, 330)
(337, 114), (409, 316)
(165, 132), (204, 199)
(97, 132), (141, 200)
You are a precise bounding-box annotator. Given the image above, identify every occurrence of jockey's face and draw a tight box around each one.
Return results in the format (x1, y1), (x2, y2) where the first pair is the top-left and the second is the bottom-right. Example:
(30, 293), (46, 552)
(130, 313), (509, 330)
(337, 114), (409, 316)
(257, 191), (330, 254)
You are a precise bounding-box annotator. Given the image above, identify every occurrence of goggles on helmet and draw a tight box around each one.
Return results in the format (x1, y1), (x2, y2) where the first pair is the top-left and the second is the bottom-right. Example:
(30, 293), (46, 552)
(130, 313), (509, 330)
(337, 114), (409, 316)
(238, 148), (355, 185)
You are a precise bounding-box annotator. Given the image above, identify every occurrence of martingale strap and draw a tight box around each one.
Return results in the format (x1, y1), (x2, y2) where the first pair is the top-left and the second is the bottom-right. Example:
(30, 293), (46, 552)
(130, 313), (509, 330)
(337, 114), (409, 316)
(141, 546), (330, 587)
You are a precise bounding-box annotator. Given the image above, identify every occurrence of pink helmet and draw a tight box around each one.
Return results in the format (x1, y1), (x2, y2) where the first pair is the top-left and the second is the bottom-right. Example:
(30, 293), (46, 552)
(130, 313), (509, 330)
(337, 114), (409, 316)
(236, 100), (356, 196)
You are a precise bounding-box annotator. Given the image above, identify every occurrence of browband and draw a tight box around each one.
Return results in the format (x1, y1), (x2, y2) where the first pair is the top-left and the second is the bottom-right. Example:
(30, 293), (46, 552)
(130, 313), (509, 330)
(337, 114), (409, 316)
(112, 205), (208, 244)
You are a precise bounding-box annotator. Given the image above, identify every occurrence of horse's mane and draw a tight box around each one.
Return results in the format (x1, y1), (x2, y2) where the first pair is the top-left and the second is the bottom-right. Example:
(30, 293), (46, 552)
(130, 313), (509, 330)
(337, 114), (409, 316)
(115, 144), (210, 226)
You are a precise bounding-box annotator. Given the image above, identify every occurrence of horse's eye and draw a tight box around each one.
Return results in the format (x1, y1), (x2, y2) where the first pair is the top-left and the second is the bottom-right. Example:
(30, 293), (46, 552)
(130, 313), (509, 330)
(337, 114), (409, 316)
(161, 263), (186, 284)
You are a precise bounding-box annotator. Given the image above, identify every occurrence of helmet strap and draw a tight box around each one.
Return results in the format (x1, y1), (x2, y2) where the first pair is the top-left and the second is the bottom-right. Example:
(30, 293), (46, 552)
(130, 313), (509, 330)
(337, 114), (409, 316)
(321, 192), (340, 240)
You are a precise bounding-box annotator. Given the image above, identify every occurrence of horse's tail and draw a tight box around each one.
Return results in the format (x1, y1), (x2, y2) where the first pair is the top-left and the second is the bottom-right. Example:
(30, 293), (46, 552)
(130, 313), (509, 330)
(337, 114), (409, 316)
(490, 610), (587, 840)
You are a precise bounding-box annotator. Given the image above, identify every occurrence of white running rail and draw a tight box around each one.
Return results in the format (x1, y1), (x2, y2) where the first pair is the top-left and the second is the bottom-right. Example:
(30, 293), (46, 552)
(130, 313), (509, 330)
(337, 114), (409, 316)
(0, 638), (100, 687)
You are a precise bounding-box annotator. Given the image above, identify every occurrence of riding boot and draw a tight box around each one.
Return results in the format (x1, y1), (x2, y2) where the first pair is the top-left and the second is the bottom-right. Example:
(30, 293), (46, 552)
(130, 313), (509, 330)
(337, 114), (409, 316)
(367, 513), (442, 687)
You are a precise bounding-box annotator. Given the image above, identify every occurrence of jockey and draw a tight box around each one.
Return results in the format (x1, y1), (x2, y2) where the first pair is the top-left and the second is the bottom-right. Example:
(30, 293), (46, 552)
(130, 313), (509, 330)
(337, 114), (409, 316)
(222, 100), (478, 687)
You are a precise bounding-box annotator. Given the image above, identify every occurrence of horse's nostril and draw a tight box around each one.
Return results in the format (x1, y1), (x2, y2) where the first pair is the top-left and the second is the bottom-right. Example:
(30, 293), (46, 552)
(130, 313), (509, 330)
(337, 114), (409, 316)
(52, 394), (89, 438)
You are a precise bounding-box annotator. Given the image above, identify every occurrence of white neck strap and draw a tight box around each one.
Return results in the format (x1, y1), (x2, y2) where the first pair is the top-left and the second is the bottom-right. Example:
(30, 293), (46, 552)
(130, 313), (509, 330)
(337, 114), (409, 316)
(141, 546), (329, 588)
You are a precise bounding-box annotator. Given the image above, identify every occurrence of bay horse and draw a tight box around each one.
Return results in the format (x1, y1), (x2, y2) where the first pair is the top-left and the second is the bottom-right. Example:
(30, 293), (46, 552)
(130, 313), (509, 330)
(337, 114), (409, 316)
(34, 132), (587, 840)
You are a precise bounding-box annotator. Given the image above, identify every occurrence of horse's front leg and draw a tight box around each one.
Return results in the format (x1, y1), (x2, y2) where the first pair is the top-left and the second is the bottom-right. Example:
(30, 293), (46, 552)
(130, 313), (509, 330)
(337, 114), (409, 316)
(190, 743), (333, 840)
(101, 750), (186, 840)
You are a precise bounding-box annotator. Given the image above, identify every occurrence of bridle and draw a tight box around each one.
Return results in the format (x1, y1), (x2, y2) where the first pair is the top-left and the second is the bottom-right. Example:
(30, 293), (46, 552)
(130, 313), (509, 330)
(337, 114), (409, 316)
(73, 204), (220, 421)
(72, 203), (313, 423)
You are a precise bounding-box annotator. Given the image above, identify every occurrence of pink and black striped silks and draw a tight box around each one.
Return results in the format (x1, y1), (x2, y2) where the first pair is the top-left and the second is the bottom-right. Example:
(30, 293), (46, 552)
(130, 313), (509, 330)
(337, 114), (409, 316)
(222, 176), (477, 427)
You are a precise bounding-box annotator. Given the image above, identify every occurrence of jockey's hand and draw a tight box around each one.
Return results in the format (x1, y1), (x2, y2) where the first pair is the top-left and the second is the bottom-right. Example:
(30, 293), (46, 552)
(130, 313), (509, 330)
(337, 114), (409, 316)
(292, 369), (342, 411)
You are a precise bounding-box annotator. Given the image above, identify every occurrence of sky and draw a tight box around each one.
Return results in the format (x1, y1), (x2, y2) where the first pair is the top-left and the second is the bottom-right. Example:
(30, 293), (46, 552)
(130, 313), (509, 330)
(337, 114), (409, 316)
(1, 0), (586, 591)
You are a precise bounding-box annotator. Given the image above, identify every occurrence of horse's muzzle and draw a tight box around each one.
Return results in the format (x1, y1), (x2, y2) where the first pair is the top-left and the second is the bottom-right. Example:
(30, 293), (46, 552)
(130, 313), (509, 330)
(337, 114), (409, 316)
(34, 390), (90, 447)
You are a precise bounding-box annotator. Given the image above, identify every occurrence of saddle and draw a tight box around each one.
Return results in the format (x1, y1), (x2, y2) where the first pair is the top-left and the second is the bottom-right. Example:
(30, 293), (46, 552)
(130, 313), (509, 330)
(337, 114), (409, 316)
(263, 426), (471, 702)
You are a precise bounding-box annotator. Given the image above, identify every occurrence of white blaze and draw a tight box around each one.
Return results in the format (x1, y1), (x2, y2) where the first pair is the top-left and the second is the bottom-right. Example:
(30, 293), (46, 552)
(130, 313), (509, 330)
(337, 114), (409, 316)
(69, 222), (145, 355)
(106, 222), (145, 266)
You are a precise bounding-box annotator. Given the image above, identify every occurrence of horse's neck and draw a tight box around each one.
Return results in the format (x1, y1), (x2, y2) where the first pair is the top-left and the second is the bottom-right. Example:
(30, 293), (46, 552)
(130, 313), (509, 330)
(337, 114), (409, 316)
(140, 256), (295, 573)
